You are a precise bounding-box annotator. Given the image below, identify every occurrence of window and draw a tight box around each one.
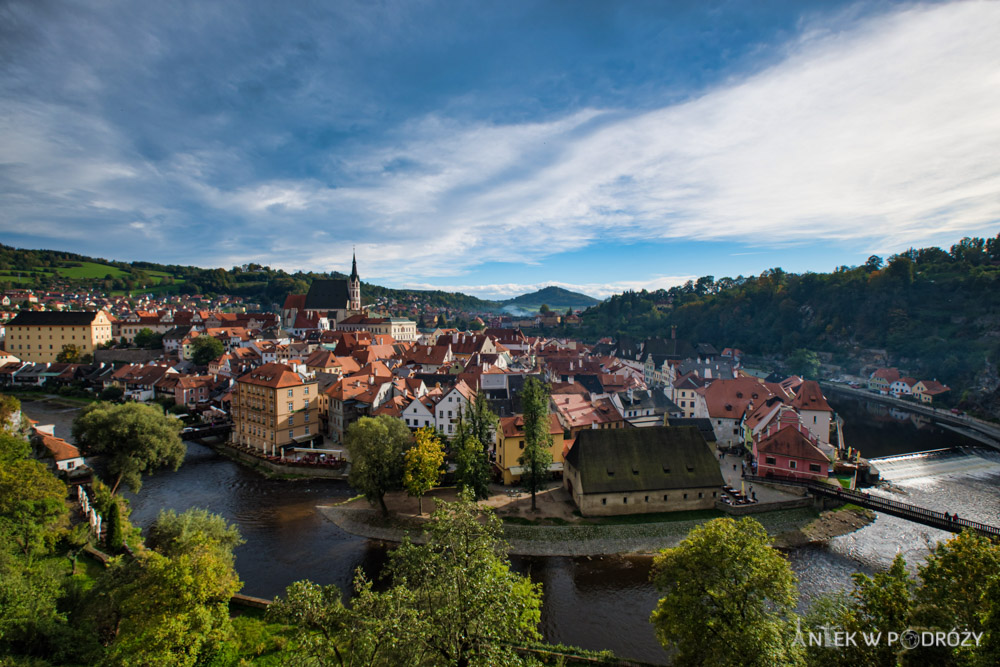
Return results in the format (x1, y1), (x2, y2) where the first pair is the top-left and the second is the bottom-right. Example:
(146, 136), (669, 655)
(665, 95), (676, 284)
(601, 498), (607, 505)
(623, 497), (628, 504)
(289, 430), (294, 439)
(304, 387), (309, 395)
(683, 493), (689, 500)
(304, 426), (310, 435)
(663, 494), (669, 501)
(644, 496), (649, 502)
(789, 460), (797, 469)
(519, 440), (524, 449)
(288, 402), (294, 411)
(765, 456), (776, 465)
(809, 463), (822, 473)
(288, 389), (293, 397)
(698, 492), (704, 499)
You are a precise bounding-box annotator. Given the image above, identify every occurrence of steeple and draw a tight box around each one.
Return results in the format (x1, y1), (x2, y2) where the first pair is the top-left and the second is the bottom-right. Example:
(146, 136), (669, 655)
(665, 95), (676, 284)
(348, 247), (361, 311)
(350, 247), (359, 282)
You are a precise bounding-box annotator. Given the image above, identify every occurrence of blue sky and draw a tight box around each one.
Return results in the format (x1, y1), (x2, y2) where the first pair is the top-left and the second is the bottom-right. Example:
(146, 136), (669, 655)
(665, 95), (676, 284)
(1, 0), (998, 299)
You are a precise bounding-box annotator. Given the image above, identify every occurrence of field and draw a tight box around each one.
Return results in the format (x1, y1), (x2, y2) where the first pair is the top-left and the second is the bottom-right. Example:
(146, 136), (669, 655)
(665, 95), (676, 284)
(56, 261), (128, 280)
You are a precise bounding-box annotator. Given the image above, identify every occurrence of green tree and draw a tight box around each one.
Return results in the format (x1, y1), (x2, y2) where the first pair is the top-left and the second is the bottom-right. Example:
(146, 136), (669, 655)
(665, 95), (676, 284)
(787, 348), (821, 379)
(518, 377), (553, 511)
(72, 402), (186, 495)
(0, 457), (69, 558)
(403, 428), (444, 516)
(538, 303), (551, 314)
(99, 385), (124, 402)
(56, 343), (81, 363)
(452, 398), (495, 500)
(98, 532), (243, 666)
(0, 393), (20, 433)
(803, 554), (911, 667)
(0, 432), (31, 462)
(190, 335), (225, 365)
(345, 415), (412, 516)
(146, 507), (245, 558)
(105, 498), (124, 551)
(133, 327), (156, 348)
(650, 517), (801, 666)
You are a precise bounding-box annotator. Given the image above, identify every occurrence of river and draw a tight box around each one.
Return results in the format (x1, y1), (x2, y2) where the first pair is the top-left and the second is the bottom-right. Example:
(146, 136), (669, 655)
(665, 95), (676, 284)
(20, 394), (1000, 665)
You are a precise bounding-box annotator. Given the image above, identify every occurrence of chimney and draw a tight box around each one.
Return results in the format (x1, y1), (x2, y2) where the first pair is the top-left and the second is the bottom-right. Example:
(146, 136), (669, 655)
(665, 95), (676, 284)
(671, 325), (677, 340)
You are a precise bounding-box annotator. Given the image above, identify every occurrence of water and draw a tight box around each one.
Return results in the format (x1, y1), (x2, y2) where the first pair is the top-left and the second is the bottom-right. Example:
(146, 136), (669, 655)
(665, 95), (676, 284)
(20, 395), (1000, 665)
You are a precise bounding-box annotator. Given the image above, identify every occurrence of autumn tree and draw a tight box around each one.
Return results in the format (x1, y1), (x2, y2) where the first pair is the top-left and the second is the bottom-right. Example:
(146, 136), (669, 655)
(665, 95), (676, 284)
(650, 517), (801, 666)
(56, 343), (81, 363)
(72, 402), (185, 495)
(0, 393), (20, 433)
(345, 415), (412, 516)
(190, 335), (224, 365)
(403, 427), (444, 515)
(518, 377), (553, 511)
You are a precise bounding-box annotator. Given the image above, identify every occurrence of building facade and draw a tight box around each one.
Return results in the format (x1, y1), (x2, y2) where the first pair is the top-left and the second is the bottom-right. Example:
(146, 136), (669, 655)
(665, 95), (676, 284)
(231, 362), (319, 455)
(5, 311), (113, 363)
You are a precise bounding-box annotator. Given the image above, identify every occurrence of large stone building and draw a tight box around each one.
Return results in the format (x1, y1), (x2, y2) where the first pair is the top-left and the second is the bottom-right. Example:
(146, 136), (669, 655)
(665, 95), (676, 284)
(231, 362), (319, 455)
(5, 311), (113, 363)
(563, 426), (724, 516)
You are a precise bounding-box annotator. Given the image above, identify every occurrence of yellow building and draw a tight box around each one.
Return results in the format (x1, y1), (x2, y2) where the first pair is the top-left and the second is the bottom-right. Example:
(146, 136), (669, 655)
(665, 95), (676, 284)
(495, 413), (566, 485)
(5, 311), (113, 363)
(231, 362), (319, 455)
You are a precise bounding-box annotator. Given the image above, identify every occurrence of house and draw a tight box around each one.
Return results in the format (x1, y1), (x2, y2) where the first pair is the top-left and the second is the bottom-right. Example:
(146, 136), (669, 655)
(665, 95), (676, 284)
(889, 377), (918, 397)
(868, 367), (900, 393)
(789, 380), (834, 444)
(563, 426), (724, 516)
(752, 422), (831, 481)
(612, 389), (683, 427)
(912, 380), (950, 404)
(693, 377), (778, 449)
(32, 426), (88, 478)
(5, 310), (114, 363)
(494, 413), (565, 485)
(230, 362), (320, 455)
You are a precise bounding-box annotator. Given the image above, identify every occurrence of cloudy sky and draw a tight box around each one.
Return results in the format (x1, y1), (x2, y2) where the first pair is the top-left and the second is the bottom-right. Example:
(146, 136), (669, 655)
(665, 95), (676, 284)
(2, 0), (999, 298)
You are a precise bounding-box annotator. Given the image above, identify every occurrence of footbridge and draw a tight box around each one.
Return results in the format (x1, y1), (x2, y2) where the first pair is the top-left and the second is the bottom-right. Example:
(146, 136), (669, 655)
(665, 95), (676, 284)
(744, 474), (1000, 538)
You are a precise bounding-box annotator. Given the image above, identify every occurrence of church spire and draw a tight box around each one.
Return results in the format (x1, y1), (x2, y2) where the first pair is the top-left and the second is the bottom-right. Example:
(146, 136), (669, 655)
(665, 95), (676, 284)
(350, 246), (359, 282)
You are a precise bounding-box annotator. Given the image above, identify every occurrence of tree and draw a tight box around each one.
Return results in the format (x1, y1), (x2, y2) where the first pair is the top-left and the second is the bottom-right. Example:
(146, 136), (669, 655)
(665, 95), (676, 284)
(147, 508), (245, 558)
(98, 532), (242, 666)
(403, 428), (444, 516)
(271, 494), (543, 667)
(518, 377), (553, 511)
(0, 393), (20, 433)
(803, 554), (911, 667)
(72, 402), (185, 495)
(190, 335), (224, 365)
(105, 498), (124, 551)
(0, 455), (69, 558)
(56, 343), (81, 363)
(133, 328), (156, 348)
(538, 303), (551, 314)
(786, 348), (821, 379)
(345, 415), (412, 516)
(650, 517), (801, 666)
(99, 386), (124, 402)
(453, 398), (496, 500)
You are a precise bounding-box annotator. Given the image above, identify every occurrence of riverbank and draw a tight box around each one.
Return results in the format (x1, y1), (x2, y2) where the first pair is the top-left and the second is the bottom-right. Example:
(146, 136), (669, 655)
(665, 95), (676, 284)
(320, 493), (875, 557)
(200, 438), (350, 480)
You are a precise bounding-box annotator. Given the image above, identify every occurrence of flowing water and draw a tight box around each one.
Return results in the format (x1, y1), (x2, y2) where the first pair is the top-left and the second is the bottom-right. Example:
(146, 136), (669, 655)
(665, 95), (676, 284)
(21, 395), (1000, 665)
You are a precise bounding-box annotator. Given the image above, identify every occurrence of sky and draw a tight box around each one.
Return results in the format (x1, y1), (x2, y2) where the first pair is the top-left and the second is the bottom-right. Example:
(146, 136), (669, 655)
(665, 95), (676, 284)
(1, 0), (999, 299)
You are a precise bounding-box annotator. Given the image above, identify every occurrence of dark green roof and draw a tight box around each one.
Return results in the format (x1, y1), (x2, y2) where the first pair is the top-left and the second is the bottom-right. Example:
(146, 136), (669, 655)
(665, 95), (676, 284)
(303, 279), (350, 310)
(565, 426), (723, 493)
(9, 310), (102, 326)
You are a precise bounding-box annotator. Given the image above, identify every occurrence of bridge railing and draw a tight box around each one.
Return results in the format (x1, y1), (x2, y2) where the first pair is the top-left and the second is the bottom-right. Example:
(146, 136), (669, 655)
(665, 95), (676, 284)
(744, 473), (1000, 537)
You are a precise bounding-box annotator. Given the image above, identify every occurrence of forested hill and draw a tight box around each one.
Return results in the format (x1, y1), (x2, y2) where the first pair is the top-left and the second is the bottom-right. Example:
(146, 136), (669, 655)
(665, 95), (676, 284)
(503, 286), (600, 310)
(0, 245), (499, 312)
(579, 236), (1000, 392)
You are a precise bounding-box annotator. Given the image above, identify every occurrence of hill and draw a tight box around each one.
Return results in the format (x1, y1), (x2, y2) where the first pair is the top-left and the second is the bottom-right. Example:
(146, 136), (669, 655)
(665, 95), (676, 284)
(500, 286), (600, 315)
(578, 235), (1000, 408)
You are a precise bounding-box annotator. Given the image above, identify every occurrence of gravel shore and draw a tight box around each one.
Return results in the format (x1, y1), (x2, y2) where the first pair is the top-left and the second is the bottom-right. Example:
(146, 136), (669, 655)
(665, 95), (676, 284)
(318, 504), (869, 556)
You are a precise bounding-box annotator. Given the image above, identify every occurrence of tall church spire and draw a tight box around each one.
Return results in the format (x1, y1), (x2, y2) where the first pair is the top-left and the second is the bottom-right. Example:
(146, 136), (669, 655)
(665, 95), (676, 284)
(348, 246), (361, 311)
(350, 246), (359, 282)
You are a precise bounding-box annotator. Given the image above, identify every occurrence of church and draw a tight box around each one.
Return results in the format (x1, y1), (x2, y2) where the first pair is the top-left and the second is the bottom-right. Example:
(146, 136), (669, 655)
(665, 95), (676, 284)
(281, 252), (363, 329)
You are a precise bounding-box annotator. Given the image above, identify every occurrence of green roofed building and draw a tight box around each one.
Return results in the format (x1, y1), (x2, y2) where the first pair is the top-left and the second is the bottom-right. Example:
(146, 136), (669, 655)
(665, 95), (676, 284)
(564, 425), (724, 516)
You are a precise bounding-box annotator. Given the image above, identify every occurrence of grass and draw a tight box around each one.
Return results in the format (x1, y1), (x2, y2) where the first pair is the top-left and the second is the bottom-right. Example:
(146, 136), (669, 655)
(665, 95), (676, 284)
(835, 476), (853, 489)
(57, 261), (128, 280)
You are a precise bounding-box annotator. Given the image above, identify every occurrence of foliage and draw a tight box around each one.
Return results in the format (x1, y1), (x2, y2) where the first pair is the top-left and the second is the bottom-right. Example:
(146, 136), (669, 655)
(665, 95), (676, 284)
(519, 377), (553, 511)
(0, 393), (20, 432)
(55, 343), (81, 363)
(71, 401), (185, 494)
(133, 328), (163, 349)
(105, 499), (124, 551)
(96, 533), (243, 666)
(191, 335), (225, 365)
(345, 415), (412, 516)
(452, 397), (496, 500)
(270, 493), (542, 666)
(146, 507), (245, 558)
(650, 517), (801, 666)
(403, 428), (444, 515)
(0, 456), (69, 558)
(0, 432), (31, 462)
(99, 385), (125, 402)
(786, 348), (821, 379)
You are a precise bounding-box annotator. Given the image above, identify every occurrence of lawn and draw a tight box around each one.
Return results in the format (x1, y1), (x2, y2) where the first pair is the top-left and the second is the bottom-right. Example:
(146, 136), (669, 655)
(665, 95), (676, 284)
(57, 261), (128, 280)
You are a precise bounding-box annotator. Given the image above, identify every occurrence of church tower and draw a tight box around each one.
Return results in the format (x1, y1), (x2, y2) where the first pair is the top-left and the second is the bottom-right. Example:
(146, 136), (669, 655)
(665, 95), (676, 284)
(348, 249), (361, 311)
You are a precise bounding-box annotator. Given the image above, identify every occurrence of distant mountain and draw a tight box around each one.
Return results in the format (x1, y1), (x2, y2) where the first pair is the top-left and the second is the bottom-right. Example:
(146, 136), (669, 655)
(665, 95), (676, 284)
(501, 286), (601, 313)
